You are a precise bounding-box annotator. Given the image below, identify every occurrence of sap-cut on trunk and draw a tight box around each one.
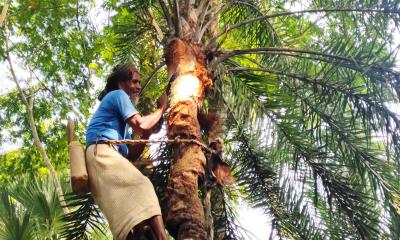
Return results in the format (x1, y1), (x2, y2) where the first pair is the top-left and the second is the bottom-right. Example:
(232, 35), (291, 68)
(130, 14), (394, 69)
(164, 38), (212, 239)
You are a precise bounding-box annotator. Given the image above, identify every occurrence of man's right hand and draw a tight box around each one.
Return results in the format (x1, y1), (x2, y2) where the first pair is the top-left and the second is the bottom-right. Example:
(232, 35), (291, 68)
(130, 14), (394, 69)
(157, 93), (168, 112)
(151, 116), (164, 134)
(127, 92), (167, 136)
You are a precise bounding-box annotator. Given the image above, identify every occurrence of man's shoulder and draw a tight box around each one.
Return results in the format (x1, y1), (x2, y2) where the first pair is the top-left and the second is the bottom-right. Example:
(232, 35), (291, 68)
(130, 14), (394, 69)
(106, 89), (126, 97)
(103, 90), (128, 101)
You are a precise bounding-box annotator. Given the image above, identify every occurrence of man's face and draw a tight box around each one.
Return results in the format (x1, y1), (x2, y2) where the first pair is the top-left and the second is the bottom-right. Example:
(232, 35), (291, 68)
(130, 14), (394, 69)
(121, 71), (141, 104)
(127, 71), (141, 103)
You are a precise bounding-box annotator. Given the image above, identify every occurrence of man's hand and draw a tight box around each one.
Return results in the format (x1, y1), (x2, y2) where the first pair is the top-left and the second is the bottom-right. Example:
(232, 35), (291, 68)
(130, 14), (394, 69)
(151, 116), (164, 134)
(157, 93), (168, 112)
(127, 92), (168, 136)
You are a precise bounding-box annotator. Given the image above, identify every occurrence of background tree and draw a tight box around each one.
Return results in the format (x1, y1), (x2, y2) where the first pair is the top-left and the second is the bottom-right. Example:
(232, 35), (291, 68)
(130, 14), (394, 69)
(0, 0), (103, 214)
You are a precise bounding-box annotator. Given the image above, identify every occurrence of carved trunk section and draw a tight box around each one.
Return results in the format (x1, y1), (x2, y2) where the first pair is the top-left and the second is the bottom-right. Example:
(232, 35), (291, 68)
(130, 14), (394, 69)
(165, 38), (212, 239)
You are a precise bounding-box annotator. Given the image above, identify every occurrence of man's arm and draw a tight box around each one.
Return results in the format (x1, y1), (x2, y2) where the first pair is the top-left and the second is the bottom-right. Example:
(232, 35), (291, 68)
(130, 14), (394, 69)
(126, 93), (167, 135)
(127, 117), (163, 161)
(127, 108), (164, 135)
(126, 93), (167, 161)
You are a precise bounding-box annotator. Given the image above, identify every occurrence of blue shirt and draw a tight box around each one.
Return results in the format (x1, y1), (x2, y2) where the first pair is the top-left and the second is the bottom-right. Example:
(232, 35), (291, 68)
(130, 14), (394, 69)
(86, 90), (138, 156)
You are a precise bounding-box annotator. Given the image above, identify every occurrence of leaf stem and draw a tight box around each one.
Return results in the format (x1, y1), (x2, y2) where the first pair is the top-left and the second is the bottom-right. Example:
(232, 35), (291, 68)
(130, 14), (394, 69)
(208, 8), (400, 46)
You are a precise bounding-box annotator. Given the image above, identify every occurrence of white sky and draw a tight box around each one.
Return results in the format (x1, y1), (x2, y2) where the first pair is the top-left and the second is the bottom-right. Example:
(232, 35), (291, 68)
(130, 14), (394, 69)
(1, 2), (400, 239)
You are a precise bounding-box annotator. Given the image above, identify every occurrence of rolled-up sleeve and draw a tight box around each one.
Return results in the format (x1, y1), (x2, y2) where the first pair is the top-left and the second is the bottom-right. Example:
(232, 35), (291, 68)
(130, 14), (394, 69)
(113, 90), (139, 121)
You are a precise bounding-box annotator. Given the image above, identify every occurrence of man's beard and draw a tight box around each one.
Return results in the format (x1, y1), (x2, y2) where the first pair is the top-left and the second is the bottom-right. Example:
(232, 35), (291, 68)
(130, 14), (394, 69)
(131, 95), (139, 105)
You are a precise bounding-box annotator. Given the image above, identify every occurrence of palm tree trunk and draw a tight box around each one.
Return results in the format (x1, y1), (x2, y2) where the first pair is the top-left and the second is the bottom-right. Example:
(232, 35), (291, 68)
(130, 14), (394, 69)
(164, 38), (212, 239)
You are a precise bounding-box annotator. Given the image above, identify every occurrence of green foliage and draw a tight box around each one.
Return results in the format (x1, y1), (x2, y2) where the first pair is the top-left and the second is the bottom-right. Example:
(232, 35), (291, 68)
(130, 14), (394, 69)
(1, 0), (400, 239)
(0, 175), (110, 240)
(61, 193), (110, 240)
(0, 0), (104, 180)
(210, 1), (400, 238)
(0, 176), (64, 239)
(0, 192), (35, 240)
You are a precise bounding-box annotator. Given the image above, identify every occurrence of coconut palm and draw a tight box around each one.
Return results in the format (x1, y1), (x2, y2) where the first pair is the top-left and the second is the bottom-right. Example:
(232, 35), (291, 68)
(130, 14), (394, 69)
(64, 0), (400, 239)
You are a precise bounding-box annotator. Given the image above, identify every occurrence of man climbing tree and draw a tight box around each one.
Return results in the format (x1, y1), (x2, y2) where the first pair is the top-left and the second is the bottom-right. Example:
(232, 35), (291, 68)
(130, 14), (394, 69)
(85, 64), (168, 240)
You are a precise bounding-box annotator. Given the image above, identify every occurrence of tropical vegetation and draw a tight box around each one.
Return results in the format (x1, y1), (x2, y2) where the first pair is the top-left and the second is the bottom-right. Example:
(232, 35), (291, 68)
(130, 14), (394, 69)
(0, 0), (399, 239)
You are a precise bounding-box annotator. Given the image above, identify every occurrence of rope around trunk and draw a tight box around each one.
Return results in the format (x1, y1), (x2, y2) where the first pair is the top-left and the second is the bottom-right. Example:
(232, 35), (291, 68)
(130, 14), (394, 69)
(102, 138), (216, 154)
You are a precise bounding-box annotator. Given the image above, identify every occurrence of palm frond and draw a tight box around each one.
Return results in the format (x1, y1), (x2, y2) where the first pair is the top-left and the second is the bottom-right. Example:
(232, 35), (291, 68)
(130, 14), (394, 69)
(61, 193), (108, 240)
(148, 141), (173, 216)
(0, 191), (35, 240)
(217, 0), (280, 58)
(211, 187), (248, 240)
(216, 61), (399, 238)
(210, 1), (400, 48)
(8, 176), (64, 238)
(107, 1), (165, 64)
(212, 71), (316, 238)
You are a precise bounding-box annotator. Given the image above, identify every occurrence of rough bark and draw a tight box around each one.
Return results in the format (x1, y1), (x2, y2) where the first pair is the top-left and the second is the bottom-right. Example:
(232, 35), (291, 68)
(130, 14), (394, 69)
(165, 38), (212, 239)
